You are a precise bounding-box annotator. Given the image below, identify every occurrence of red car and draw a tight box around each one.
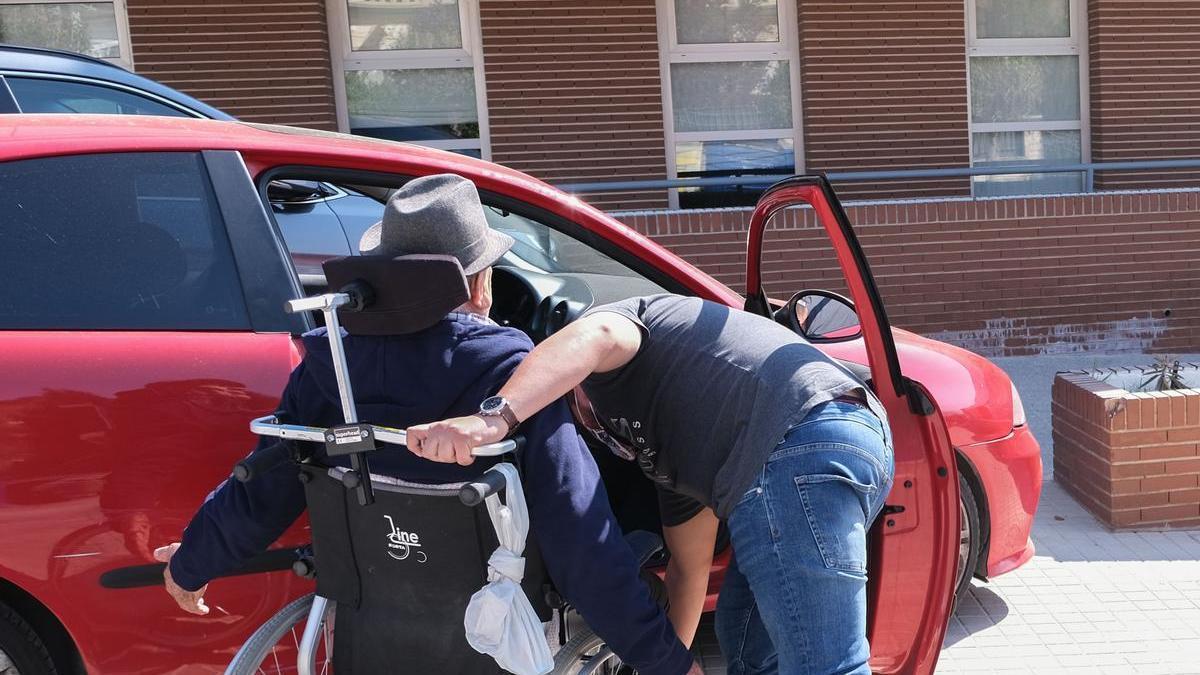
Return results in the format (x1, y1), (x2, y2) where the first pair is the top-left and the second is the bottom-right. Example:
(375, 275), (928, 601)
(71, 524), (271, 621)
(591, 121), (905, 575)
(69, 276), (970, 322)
(0, 115), (1041, 675)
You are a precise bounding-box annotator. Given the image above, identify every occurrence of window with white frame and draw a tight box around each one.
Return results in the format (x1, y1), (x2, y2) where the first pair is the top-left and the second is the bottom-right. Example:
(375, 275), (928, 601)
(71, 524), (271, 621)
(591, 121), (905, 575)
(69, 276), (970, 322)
(0, 0), (133, 67)
(657, 0), (802, 209)
(327, 0), (489, 158)
(967, 0), (1089, 196)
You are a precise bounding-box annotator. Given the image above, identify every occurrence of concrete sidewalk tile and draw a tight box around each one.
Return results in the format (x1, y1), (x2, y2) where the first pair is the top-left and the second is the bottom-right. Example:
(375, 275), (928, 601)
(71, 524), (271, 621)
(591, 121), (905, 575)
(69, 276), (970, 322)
(1020, 613), (1060, 626)
(931, 479), (1200, 674)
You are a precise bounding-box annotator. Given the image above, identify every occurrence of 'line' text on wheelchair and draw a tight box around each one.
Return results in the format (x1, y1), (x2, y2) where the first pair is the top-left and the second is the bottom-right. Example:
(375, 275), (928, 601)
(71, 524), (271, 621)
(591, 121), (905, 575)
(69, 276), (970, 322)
(384, 515), (427, 563)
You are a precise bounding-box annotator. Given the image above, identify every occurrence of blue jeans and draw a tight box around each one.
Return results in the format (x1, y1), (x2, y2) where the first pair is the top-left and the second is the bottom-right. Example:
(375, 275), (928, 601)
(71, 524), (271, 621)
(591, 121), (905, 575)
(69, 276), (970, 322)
(715, 401), (895, 675)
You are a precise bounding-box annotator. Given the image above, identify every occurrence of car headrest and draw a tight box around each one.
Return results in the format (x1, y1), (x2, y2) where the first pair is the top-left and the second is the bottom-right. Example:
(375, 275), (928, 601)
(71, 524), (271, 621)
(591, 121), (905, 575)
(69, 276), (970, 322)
(321, 254), (469, 335)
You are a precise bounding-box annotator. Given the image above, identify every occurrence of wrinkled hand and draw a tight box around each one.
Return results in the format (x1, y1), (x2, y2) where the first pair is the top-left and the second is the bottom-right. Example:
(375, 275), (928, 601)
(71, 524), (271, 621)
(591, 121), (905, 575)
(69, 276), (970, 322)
(153, 543), (209, 615)
(406, 414), (508, 466)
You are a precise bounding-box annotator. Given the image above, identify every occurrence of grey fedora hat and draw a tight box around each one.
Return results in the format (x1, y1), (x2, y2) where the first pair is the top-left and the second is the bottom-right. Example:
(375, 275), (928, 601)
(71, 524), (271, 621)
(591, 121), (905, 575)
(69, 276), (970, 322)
(358, 173), (514, 275)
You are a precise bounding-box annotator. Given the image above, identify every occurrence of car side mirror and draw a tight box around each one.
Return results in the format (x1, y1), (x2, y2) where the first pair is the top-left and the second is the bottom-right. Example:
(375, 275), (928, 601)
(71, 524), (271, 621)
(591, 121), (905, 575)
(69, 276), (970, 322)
(267, 180), (329, 205)
(773, 289), (862, 342)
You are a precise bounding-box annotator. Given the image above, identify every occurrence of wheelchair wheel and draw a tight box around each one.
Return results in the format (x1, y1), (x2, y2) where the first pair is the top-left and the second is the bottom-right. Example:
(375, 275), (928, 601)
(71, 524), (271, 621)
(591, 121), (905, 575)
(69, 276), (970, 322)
(552, 567), (666, 674)
(552, 627), (624, 675)
(225, 593), (334, 675)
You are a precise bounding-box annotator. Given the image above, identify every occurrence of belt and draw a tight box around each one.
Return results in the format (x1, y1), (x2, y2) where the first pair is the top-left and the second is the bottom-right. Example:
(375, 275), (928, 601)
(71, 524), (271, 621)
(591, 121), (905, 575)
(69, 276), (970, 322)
(832, 393), (868, 407)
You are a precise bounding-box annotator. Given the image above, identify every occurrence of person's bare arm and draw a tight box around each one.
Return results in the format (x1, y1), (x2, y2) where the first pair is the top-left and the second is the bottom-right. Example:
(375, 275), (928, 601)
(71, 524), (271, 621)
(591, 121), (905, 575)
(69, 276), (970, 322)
(405, 311), (643, 464)
(662, 508), (719, 647)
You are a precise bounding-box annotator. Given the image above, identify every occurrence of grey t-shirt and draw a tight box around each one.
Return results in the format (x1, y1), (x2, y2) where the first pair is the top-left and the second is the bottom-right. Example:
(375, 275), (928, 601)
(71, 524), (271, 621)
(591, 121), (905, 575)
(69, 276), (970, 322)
(582, 294), (888, 522)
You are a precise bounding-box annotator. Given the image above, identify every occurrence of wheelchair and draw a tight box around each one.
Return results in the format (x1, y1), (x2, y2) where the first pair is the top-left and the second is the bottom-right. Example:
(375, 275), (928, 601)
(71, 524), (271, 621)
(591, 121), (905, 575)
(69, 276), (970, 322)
(223, 254), (660, 675)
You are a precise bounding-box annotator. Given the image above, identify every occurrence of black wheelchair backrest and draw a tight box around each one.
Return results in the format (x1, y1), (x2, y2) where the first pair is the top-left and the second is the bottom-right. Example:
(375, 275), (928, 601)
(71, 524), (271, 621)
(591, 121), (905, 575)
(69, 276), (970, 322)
(302, 465), (551, 674)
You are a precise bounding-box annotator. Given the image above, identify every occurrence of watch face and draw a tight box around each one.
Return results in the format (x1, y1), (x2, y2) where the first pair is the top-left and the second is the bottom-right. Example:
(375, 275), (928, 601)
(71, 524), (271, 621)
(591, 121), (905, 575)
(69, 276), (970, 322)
(480, 396), (504, 414)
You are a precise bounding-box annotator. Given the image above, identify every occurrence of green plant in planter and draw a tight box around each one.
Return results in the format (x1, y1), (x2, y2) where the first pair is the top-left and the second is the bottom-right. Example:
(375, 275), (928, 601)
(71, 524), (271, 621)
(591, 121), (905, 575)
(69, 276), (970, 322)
(1137, 356), (1188, 392)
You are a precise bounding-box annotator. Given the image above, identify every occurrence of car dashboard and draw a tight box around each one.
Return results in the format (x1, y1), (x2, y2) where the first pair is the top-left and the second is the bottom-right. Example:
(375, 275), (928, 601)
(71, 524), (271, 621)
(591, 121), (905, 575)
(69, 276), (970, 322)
(490, 265), (666, 342)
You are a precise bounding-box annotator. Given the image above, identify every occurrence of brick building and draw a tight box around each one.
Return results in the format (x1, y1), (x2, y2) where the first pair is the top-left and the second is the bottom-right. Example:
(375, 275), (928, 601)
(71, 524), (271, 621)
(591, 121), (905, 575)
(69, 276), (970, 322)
(2, 0), (1198, 356)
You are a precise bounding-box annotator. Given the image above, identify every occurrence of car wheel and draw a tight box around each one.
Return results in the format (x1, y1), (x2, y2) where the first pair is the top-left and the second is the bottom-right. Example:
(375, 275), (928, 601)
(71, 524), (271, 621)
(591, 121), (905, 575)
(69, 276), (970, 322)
(0, 600), (56, 675)
(955, 473), (982, 605)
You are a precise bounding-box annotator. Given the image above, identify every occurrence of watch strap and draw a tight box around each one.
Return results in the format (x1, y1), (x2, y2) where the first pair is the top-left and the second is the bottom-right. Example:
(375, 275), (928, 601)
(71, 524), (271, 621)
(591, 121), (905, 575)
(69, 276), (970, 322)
(497, 404), (520, 435)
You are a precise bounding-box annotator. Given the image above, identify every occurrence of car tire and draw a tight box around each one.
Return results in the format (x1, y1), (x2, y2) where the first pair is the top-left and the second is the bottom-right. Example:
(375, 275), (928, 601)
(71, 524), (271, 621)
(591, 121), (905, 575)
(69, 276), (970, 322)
(0, 600), (57, 675)
(955, 472), (982, 605)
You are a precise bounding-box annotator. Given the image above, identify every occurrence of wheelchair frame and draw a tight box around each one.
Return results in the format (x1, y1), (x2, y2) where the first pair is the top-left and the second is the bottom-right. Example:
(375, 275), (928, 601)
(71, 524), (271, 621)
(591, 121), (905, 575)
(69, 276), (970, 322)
(243, 289), (521, 675)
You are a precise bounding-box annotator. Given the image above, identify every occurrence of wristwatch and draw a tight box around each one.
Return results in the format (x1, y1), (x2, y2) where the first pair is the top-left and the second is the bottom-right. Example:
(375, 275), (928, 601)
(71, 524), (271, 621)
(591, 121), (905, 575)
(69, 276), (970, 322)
(478, 396), (520, 436)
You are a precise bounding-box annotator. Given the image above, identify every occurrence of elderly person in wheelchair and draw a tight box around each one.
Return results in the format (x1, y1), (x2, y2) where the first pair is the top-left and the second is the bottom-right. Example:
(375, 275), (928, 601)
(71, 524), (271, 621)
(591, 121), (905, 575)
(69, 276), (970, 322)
(154, 174), (700, 675)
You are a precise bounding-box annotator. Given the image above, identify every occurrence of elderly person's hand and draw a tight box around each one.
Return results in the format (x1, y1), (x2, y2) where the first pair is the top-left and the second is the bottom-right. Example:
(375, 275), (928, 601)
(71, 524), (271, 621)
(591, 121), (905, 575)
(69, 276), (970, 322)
(154, 543), (209, 615)
(406, 414), (509, 466)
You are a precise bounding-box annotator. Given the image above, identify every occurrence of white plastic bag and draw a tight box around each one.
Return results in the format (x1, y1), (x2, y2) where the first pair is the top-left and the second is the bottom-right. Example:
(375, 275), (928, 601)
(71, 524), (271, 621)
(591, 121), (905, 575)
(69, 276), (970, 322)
(464, 463), (553, 675)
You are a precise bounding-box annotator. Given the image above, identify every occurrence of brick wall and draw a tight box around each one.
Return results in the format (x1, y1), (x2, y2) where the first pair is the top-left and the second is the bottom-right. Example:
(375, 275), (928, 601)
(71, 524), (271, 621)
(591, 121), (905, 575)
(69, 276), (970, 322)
(478, 0), (668, 210)
(126, 0), (338, 129)
(1089, 0), (1200, 190)
(109, 1), (1200, 199)
(798, 0), (971, 200)
(1053, 372), (1200, 528)
(614, 190), (1200, 357)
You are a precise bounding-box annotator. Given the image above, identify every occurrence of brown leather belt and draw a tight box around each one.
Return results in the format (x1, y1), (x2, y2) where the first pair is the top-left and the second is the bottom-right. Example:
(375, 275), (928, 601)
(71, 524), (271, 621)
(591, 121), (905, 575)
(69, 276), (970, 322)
(832, 393), (868, 407)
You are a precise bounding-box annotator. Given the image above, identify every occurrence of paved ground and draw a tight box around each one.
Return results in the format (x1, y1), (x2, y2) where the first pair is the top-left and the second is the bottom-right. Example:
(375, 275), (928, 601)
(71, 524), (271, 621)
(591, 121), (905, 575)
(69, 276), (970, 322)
(694, 353), (1200, 674)
(939, 479), (1200, 674)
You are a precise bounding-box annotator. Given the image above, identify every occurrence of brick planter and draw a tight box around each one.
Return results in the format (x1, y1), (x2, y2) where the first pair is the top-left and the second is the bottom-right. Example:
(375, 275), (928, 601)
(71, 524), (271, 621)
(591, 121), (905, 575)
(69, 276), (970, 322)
(1052, 370), (1200, 529)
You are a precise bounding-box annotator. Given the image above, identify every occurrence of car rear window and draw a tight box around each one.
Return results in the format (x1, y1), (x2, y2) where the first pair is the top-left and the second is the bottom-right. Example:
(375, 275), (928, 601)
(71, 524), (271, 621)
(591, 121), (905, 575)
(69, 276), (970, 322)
(0, 152), (251, 330)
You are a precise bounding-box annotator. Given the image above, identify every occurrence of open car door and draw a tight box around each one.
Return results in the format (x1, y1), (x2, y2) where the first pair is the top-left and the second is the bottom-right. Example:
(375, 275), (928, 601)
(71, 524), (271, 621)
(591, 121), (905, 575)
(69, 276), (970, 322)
(743, 177), (959, 674)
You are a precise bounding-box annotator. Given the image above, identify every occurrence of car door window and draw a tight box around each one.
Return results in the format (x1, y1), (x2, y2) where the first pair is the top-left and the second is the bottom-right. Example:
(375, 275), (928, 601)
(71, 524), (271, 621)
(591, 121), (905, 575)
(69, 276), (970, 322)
(6, 76), (191, 116)
(0, 152), (250, 329)
(265, 174), (667, 302)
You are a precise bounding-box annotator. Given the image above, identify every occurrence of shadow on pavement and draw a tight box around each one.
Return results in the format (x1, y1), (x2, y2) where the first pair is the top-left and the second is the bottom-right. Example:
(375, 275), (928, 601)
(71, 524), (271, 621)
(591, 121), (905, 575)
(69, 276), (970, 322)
(943, 583), (1010, 648)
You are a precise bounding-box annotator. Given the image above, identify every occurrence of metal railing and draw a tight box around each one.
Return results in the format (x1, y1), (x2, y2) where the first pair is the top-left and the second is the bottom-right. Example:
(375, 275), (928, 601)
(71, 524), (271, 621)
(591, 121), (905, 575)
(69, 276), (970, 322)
(556, 159), (1200, 195)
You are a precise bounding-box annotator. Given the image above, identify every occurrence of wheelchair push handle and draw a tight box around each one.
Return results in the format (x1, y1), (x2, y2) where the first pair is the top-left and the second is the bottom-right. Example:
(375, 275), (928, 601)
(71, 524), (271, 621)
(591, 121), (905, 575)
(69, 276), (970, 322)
(249, 416), (522, 457)
(458, 438), (523, 505)
(232, 441), (293, 483)
(459, 470), (507, 507)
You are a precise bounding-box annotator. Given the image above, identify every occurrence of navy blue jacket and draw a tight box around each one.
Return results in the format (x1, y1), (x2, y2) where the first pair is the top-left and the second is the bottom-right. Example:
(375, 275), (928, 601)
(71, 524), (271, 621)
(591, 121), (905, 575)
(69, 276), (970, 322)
(170, 313), (692, 675)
